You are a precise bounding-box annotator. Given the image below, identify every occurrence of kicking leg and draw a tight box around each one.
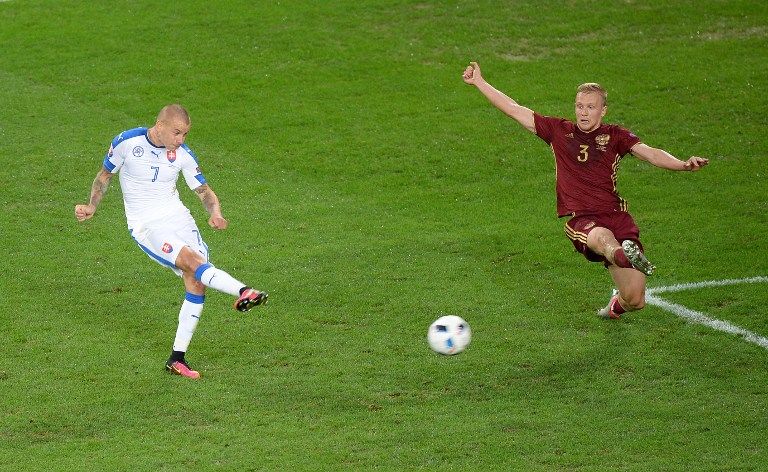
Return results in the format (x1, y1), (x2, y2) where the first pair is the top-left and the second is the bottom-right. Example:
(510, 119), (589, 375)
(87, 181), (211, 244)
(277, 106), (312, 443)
(175, 246), (268, 311)
(586, 227), (655, 275)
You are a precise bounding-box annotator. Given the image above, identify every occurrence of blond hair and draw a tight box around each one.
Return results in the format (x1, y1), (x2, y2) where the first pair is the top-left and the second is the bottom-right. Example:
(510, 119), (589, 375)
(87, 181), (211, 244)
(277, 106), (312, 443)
(157, 104), (190, 125)
(577, 83), (607, 106)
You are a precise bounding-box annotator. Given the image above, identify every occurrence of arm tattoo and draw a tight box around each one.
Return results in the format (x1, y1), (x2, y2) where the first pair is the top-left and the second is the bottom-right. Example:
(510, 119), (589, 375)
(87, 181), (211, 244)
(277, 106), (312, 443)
(89, 171), (111, 207)
(195, 185), (220, 215)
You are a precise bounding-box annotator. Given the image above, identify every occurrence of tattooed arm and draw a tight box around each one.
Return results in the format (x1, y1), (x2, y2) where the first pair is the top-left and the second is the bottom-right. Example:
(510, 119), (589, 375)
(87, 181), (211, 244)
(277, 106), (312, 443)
(75, 167), (113, 221)
(195, 184), (229, 230)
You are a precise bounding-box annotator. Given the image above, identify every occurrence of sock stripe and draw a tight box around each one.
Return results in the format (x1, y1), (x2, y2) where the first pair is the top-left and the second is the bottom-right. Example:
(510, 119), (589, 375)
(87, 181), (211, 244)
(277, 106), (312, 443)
(194, 263), (214, 282)
(185, 292), (206, 304)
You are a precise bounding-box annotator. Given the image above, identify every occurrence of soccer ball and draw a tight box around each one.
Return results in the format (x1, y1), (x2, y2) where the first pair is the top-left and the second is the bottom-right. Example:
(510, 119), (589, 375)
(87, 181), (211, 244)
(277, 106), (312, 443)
(427, 315), (471, 355)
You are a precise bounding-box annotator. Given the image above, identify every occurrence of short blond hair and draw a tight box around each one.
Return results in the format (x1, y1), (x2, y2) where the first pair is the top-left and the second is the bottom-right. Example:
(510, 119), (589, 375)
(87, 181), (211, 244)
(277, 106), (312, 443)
(577, 83), (607, 106)
(157, 104), (190, 125)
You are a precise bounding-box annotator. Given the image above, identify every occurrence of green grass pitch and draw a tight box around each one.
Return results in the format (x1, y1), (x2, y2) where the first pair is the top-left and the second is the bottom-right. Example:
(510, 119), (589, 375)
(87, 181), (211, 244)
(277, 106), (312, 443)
(1, 1), (767, 470)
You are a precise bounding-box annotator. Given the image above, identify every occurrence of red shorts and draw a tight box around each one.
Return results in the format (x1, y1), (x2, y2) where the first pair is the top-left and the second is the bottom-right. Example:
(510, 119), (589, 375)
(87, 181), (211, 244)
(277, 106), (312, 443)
(564, 211), (644, 264)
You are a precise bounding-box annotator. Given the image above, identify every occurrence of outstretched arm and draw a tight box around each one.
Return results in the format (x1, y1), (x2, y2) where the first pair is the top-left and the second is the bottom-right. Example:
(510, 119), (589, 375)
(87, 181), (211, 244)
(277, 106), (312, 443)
(194, 184), (229, 230)
(462, 62), (536, 133)
(74, 167), (113, 221)
(630, 143), (709, 171)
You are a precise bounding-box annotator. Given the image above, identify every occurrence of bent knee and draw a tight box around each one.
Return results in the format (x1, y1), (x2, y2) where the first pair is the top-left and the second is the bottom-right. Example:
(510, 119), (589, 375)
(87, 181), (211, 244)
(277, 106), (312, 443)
(622, 294), (646, 311)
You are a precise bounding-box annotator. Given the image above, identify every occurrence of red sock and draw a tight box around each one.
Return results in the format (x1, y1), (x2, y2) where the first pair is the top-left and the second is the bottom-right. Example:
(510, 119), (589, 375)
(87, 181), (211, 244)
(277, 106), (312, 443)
(611, 297), (627, 315)
(613, 248), (632, 268)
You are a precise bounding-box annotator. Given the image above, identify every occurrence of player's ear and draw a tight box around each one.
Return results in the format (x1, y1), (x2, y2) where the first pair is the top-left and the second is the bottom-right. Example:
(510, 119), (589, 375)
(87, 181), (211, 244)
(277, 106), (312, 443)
(601, 106), (607, 118)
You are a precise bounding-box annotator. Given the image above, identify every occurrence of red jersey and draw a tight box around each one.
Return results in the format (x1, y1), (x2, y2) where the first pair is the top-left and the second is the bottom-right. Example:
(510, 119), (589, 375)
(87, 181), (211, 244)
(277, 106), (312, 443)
(533, 113), (641, 217)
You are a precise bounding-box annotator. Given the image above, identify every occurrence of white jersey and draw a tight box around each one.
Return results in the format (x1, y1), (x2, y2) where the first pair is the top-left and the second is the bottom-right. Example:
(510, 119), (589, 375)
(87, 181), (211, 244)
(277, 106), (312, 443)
(103, 127), (206, 230)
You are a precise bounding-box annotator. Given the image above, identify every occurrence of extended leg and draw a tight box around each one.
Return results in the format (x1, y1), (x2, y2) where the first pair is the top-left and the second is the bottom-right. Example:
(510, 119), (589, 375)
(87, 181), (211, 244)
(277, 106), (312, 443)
(175, 246), (268, 311)
(586, 227), (655, 275)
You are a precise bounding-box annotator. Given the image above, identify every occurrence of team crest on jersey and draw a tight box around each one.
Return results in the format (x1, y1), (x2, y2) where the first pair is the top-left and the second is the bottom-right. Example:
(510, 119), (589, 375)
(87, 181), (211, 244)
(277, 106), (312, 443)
(595, 134), (610, 146)
(167, 150), (176, 162)
(108, 144), (114, 157)
(584, 221), (596, 230)
(132, 146), (144, 157)
(161, 242), (173, 253)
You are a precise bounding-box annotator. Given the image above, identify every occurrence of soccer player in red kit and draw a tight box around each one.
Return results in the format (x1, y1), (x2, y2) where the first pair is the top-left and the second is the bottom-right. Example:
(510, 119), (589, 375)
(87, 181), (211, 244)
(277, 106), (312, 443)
(462, 62), (708, 319)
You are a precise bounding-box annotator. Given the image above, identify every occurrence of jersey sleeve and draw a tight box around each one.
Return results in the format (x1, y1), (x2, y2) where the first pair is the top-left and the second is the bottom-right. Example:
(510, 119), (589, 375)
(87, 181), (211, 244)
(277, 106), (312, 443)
(180, 144), (207, 190)
(614, 126), (641, 156)
(103, 134), (127, 173)
(534, 113), (557, 144)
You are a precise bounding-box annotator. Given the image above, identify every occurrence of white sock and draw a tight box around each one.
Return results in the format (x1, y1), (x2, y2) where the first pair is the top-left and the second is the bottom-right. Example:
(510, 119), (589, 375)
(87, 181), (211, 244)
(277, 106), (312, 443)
(194, 263), (245, 297)
(172, 294), (205, 352)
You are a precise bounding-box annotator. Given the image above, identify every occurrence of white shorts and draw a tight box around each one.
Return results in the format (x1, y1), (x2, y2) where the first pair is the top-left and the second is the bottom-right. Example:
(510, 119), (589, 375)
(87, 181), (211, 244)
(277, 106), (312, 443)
(129, 214), (209, 277)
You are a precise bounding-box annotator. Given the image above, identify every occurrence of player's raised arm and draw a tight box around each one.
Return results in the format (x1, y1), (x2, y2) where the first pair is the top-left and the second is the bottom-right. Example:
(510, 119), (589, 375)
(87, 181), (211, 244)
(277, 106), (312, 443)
(463, 62), (536, 133)
(75, 167), (113, 221)
(194, 183), (229, 230)
(630, 143), (709, 171)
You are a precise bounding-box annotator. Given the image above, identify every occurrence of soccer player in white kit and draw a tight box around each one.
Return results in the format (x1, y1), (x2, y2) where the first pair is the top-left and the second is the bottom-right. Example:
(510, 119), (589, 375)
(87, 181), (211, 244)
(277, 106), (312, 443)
(75, 104), (267, 379)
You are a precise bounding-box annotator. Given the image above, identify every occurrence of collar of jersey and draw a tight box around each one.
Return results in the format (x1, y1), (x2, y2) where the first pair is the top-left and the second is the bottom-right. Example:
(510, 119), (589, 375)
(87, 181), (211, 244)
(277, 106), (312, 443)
(145, 129), (165, 149)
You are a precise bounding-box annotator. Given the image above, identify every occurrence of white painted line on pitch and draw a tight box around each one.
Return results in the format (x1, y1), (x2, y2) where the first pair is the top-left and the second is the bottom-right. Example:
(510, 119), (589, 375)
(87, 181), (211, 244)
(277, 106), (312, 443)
(647, 276), (768, 295)
(646, 294), (768, 349)
(645, 276), (768, 350)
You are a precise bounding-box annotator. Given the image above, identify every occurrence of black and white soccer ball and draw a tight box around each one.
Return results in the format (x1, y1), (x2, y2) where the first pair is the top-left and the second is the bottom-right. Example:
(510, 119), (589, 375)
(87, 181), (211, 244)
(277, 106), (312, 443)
(427, 315), (471, 355)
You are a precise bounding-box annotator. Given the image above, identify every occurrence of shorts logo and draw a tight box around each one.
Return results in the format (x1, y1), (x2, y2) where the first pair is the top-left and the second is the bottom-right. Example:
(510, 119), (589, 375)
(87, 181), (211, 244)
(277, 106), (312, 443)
(595, 134), (610, 146)
(132, 146), (144, 157)
(167, 150), (176, 162)
(161, 242), (173, 253)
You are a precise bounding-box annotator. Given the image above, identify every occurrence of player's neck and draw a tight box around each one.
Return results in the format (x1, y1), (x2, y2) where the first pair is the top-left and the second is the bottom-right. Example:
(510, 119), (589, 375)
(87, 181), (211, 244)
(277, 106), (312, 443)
(576, 122), (602, 133)
(147, 127), (163, 148)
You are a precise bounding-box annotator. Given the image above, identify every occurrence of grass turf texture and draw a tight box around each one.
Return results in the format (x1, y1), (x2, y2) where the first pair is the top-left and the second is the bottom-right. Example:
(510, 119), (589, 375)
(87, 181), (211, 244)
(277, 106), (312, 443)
(1, 0), (767, 470)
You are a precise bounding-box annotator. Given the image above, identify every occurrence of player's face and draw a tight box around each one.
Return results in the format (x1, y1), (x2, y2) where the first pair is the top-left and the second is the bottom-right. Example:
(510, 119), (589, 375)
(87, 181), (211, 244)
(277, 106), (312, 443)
(157, 118), (190, 151)
(574, 92), (606, 132)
